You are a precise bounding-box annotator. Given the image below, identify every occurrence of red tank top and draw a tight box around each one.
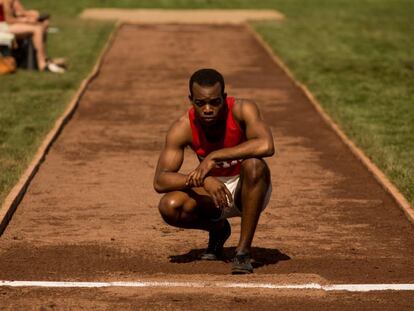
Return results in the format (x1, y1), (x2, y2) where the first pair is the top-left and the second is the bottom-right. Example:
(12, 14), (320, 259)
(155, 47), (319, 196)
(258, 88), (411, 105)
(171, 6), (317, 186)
(188, 97), (246, 177)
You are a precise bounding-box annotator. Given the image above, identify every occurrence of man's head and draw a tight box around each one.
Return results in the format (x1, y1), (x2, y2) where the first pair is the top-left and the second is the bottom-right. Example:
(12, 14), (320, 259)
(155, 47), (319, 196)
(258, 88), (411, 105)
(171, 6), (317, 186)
(189, 68), (226, 99)
(188, 69), (227, 127)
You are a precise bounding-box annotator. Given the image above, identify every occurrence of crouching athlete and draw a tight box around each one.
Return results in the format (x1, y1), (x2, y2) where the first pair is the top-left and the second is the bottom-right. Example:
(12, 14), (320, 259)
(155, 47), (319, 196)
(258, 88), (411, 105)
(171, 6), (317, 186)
(153, 68), (275, 274)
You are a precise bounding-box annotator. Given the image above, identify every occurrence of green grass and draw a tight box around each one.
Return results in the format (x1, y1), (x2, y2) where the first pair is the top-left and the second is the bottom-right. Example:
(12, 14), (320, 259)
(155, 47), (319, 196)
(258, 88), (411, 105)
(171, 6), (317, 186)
(1, 0), (413, 207)
(252, 1), (414, 206)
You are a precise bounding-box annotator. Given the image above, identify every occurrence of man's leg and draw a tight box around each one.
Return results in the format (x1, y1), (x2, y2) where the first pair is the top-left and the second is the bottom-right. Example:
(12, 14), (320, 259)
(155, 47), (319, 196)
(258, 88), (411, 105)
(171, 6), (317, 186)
(158, 189), (220, 230)
(233, 158), (271, 273)
(158, 188), (231, 259)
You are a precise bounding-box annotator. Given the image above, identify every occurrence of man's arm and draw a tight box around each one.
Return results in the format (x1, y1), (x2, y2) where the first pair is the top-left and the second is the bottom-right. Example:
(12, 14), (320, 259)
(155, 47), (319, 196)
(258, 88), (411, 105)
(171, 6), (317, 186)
(153, 117), (192, 193)
(153, 116), (233, 208)
(211, 99), (275, 161)
(187, 100), (274, 185)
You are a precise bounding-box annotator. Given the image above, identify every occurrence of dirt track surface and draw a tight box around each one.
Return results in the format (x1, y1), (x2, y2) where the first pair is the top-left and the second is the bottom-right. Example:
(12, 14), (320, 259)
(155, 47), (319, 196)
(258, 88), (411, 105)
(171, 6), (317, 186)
(1, 24), (414, 309)
(1, 287), (414, 310)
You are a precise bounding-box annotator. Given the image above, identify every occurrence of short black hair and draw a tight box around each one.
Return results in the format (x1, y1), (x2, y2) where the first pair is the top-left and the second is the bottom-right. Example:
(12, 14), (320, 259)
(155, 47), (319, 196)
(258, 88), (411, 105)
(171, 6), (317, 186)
(189, 68), (225, 98)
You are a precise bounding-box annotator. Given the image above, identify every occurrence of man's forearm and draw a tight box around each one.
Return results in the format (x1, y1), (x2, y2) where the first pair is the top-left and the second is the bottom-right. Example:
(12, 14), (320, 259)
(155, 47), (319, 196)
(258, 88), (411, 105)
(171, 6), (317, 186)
(209, 138), (274, 163)
(153, 172), (190, 193)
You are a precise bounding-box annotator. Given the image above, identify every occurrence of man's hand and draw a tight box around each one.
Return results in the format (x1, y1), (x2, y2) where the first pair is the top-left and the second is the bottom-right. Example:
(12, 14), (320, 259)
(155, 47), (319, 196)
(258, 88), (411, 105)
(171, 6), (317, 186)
(185, 155), (216, 187)
(203, 176), (233, 209)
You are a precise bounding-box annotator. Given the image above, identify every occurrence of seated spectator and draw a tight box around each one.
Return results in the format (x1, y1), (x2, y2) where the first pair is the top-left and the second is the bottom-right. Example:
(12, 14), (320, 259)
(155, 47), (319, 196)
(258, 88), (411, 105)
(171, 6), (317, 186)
(10, 0), (49, 32)
(0, 0), (64, 73)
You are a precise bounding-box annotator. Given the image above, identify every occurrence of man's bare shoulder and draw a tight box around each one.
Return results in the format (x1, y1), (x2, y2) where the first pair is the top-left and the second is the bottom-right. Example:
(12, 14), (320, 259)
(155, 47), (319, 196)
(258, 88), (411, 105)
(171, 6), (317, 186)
(165, 114), (192, 147)
(233, 98), (260, 121)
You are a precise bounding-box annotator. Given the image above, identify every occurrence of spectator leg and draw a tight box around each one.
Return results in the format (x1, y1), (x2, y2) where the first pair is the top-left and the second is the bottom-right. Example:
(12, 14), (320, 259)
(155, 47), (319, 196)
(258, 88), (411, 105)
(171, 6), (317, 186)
(8, 23), (47, 70)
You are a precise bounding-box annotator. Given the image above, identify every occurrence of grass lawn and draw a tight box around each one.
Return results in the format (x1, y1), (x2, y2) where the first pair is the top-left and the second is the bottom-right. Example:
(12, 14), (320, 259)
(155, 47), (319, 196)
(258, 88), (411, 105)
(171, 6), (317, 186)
(1, 0), (413, 207)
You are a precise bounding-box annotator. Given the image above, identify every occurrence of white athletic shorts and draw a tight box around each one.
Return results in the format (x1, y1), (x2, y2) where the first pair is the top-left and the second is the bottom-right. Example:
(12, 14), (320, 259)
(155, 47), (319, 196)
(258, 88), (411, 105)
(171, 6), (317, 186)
(212, 175), (272, 220)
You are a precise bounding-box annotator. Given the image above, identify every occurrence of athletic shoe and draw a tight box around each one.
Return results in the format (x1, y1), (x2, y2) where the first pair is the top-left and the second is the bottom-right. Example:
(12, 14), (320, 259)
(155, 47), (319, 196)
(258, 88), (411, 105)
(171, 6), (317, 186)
(200, 219), (231, 260)
(231, 252), (253, 274)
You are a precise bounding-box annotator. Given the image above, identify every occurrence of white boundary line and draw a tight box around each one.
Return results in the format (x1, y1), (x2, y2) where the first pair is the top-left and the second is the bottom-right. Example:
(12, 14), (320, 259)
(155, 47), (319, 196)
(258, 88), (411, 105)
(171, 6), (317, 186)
(1, 280), (414, 292)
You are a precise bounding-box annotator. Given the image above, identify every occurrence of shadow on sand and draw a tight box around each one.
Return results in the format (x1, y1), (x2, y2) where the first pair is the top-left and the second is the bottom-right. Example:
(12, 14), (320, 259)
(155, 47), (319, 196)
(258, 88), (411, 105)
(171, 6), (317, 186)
(169, 247), (290, 268)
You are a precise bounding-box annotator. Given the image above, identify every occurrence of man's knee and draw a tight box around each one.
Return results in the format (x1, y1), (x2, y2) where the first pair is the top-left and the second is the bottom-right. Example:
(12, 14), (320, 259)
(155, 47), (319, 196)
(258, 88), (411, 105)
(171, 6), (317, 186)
(240, 158), (270, 185)
(158, 194), (182, 225)
(158, 193), (196, 226)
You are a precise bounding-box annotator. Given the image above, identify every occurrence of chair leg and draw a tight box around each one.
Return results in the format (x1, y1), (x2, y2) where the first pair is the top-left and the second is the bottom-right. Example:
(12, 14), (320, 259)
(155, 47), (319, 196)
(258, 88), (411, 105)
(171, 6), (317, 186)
(27, 38), (38, 70)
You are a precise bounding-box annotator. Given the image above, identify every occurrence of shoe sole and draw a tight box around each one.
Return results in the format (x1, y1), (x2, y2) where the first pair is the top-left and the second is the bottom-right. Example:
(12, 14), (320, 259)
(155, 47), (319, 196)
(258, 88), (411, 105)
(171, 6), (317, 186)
(200, 253), (219, 260)
(231, 255), (254, 274)
(231, 267), (253, 274)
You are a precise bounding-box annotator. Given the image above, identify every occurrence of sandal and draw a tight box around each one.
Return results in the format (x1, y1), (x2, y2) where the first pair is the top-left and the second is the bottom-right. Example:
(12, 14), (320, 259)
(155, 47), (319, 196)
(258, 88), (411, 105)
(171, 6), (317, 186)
(50, 57), (67, 69)
(43, 61), (65, 74)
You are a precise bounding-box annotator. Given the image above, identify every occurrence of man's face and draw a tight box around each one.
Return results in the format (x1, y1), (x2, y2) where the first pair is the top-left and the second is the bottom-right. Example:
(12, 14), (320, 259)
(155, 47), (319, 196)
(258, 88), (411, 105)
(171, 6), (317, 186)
(190, 82), (226, 127)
